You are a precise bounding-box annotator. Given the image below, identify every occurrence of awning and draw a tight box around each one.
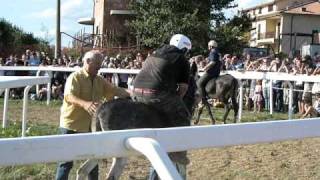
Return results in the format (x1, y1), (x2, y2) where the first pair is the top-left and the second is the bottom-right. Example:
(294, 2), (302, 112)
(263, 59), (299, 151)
(110, 10), (136, 15)
(77, 17), (94, 25)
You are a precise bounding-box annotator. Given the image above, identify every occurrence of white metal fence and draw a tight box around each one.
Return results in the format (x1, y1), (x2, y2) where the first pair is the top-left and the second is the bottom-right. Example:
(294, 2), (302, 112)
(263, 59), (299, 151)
(1, 119), (320, 179)
(0, 76), (51, 136)
(2, 66), (320, 120)
(1, 67), (320, 178)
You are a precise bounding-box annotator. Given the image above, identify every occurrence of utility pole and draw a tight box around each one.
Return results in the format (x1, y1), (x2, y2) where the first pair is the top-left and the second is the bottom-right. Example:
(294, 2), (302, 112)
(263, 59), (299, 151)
(55, 0), (61, 59)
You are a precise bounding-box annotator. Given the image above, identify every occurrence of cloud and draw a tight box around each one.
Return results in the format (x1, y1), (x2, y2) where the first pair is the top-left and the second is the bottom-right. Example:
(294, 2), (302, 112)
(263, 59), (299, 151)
(61, 0), (84, 17)
(30, 0), (85, 19)
(236, 0), (273, 9)
(225, 0), (272, 17)
(236, 0), (257, 9)
(33, 8), (56, 18)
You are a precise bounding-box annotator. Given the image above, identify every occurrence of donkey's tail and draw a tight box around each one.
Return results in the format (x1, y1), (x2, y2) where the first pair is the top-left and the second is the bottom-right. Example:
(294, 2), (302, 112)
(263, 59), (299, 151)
(232, 77), (239, 98)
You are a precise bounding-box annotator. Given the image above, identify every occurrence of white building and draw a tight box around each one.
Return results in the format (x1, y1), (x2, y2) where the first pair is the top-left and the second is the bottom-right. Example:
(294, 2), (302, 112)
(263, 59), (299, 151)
(243, 0), (320, 56)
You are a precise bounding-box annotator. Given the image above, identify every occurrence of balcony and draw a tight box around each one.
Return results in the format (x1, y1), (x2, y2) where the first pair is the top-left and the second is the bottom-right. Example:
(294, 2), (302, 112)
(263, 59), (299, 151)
(257, 32), (276, 45)
(258, 32), (276, 39)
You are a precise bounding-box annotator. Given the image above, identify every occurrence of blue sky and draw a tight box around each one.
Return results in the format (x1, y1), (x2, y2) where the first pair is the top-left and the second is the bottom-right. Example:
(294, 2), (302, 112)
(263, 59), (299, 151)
(0, 0), (267, 47)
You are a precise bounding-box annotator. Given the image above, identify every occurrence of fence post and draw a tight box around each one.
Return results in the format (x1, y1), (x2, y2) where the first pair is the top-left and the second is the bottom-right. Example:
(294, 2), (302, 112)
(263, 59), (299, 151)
(269, 80), (273, 115)
(22, 86), (32, 137)
(36, 70), (41, 96)
(238, 80), (243, 123)
(126, 137), (182, 180)
(2, 88), (10, 128)
(288, 82), (293, 120)
(46, 71), (52, 105)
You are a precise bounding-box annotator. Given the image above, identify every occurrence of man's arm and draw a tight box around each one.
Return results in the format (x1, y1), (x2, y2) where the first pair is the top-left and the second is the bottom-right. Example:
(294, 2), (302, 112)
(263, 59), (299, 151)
(65, 94), (99, 116)
(203, 61), (216, 72)
(114, 87), (131, 98)
(63, 74), (99, 116)
(203, 50), (219, 72)
(104, 80), (130, 100)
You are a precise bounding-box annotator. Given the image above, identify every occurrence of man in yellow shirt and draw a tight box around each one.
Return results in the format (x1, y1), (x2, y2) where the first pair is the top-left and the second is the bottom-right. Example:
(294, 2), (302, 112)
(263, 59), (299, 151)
(56, 50), (129, 180)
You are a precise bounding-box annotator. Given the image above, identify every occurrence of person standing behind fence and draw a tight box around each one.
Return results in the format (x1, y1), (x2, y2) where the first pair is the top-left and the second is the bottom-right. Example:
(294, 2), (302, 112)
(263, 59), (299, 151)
(278, 58), (291, 112)
(27, 52), (41, 66)
(55, 50), (130, 180)
(302, 56), (314, 110)
(292, 57), (304, 114)
(253, 80), (264, 112)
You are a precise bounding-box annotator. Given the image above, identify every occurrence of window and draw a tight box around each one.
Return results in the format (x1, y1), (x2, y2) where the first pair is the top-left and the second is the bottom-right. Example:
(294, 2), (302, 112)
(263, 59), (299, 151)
(268, 5), (274, 12)
(259, 8), (262, 14)
(257, 24), (261, 40)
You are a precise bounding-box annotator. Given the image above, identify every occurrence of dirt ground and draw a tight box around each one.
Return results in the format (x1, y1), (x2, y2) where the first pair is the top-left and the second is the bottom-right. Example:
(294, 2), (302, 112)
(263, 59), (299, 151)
(113, 137), (320, 180)
(1, 100), (320, 179)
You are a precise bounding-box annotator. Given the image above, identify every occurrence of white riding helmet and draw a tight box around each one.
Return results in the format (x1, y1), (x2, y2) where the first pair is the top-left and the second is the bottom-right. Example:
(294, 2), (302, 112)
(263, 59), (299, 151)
(169, 34), (192, 50)
(208, 40), (218, 48)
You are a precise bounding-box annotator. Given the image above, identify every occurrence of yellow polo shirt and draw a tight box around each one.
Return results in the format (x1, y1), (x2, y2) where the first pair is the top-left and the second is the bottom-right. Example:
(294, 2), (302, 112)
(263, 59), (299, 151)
(60, 69), (128, 132)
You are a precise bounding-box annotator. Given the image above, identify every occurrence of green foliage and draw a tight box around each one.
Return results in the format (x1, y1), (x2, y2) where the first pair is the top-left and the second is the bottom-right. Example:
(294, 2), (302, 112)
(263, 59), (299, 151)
(128, 0), (234, 52)
(0, 18), (50, 57)
(0, 163), (56, 180)
(0, 121), (58, 138)
(210, 14), (252, 55)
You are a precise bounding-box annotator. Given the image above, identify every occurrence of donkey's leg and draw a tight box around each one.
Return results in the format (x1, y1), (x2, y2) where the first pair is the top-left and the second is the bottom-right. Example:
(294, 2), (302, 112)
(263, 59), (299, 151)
(194, 103), (204, 125)
(222, 103), (231, 124)
(106, 157), (127, 180)
(204, 99), (215, 125)
(232, 96), (239, 123)
(194, 102), (205, 124)
(76, 159), (98, 180)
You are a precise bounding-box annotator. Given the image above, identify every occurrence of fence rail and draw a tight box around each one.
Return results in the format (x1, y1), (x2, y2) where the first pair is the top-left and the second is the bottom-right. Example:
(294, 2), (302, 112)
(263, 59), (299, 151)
(2, 68), (320, 178)
(1, 67), (320, 83)
(2, 67), (320, 121)
(1, 118), (320, 166)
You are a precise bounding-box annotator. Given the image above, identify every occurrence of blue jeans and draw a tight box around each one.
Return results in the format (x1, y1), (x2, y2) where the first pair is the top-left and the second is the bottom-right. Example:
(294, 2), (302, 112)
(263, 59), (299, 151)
(55, 128), (98, 180)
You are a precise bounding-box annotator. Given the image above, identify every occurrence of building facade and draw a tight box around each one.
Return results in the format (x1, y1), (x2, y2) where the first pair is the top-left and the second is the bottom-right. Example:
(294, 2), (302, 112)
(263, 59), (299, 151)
(93, 0), (135, 48)
(243, 0), (320, 56)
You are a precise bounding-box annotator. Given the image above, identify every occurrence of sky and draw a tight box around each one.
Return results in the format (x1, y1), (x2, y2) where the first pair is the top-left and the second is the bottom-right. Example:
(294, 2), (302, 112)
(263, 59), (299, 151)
(0, 0), (270, 47)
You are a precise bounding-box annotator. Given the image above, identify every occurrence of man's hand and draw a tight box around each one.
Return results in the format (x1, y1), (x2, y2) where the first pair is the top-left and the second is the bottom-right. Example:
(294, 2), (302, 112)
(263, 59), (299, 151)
(83, 101), (100, 116)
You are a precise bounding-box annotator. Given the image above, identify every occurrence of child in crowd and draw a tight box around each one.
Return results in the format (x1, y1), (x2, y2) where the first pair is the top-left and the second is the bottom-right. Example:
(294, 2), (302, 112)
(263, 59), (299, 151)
(252, 79), (264, 112)
(301, 93), (320, 118)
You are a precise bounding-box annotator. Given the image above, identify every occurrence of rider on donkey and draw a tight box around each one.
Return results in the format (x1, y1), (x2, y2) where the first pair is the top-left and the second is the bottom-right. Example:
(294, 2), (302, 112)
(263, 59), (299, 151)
(197, 40), (221, 103)
(132, 34), (192, 180)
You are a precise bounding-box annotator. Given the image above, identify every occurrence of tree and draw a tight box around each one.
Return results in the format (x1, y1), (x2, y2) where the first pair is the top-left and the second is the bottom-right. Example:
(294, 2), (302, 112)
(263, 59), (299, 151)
(0, 19), (49, 57)
(210, 14), (251, 55)
(128, 0), (235, 52)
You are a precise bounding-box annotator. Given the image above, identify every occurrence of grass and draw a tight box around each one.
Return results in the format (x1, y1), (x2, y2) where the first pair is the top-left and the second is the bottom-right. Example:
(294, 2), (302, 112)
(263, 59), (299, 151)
(0, 98), (319, 179)
(0, 98), (62, 179)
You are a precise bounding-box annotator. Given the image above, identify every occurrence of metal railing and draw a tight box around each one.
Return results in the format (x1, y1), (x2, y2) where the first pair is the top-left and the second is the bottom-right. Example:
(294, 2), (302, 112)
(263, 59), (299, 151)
(258, 32), (276, 40)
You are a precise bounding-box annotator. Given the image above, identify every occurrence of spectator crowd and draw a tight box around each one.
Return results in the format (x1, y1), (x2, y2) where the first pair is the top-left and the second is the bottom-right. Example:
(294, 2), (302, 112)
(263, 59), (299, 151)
(1, 48), (320, 118)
